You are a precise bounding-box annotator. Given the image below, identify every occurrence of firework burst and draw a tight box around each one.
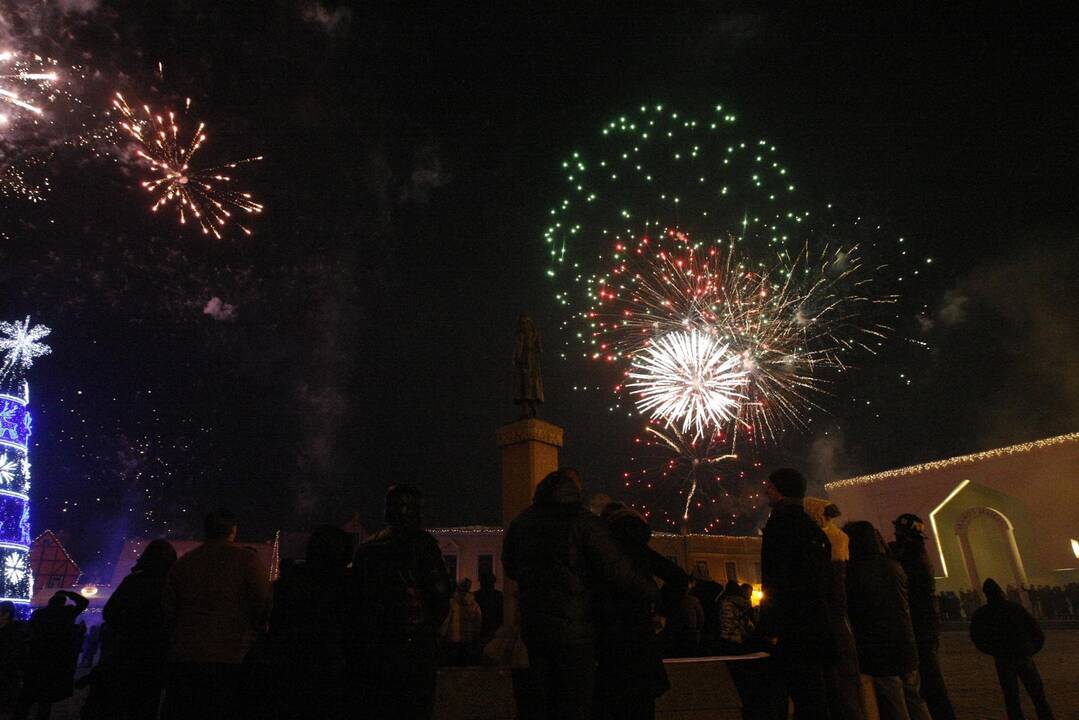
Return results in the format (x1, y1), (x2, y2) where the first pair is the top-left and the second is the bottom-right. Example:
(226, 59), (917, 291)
(598, 229), (891, 446)
(626, 328), (745, 438)
(113, 93), (263, 238)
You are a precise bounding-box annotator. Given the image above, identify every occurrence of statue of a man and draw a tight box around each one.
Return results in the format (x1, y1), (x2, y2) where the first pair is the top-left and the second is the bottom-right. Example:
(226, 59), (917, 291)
(513, 314), (544, 418)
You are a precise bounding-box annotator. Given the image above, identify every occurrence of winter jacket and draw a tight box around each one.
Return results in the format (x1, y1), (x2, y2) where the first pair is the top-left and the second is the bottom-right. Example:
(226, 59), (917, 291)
(21, 596), (88, 703)
(162, 540), (272, 664)
(759, 499), (835, 659)
(502, 473), (658, 647)
(351, 525), (453, 642)
(889, 539), (940, 649)
(719, 594), (753, 647)
(103, 567), (172, 667)
(594, 509), (672, 703)
(970, 589), (1045, 658)
(844, 522), (918, 677)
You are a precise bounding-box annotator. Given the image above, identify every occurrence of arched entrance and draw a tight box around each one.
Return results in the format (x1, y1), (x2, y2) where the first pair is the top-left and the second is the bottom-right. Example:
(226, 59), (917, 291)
(954, 506), (1028, 590)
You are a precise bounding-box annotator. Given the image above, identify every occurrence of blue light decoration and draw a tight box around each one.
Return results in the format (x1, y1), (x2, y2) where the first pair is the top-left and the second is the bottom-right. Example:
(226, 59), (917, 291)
(0, 317), (50, 608)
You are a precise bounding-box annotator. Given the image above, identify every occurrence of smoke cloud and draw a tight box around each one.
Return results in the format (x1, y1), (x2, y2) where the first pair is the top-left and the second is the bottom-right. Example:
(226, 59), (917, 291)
(202, 296), (237, 322)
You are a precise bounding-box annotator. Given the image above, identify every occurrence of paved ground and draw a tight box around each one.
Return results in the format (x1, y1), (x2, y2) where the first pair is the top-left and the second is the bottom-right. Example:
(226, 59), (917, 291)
(34, 628), (1079, 719)
(939, 628), (1077, 719)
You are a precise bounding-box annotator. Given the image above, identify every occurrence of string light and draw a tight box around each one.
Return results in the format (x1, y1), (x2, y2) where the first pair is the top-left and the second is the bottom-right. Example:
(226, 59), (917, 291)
(0, 317), (49, 609)
(825, 432), (1079, 489)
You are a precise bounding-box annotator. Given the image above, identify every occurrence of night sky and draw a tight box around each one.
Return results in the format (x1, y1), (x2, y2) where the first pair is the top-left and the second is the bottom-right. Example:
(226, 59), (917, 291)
(0, 2), (1077, 578)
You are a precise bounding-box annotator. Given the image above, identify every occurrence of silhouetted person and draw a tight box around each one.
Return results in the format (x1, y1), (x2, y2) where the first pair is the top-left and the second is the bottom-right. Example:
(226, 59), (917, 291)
(889, 514), (956, 720)
(758, 468), (834, 720)
(502, 469), (657, 720)
(805, 498), (864, 720)
(844, 521), (930, 720)
(351, 484), (452, 720)
(162, 510), (271, 720)
(593, 502), (686, 720)
(0, 601), (27, 713)
(970, 578), (1054, 720)
(444, 578), (482, 665)
(473, 571), (504, 648)
(268, 524), (352, 720)
(690, 567), (725, 655)
(92, 539), (178, 720)
(14, 590), (88, 720)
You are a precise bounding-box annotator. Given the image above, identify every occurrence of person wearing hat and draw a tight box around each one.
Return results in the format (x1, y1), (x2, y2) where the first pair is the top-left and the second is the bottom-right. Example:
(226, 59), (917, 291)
(970, 578), (1054, 720)
(759, 468), (836, 720)
(889, 514), (956, 720)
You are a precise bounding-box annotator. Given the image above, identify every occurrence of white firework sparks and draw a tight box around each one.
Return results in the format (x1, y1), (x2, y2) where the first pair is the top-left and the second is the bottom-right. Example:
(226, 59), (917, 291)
(0, 454), (14, 485)
(0, 316), (51, 376)
(0, 51), (58, 127)
(3, 552), (25, 585)
(627, 329), (746, 439)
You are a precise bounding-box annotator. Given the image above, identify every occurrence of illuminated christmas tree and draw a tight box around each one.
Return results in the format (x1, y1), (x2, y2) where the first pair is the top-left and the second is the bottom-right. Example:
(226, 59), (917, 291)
(0, 317), (50, 609)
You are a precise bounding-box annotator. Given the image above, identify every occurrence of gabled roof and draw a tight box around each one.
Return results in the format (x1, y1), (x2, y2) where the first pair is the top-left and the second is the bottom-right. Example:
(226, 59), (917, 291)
(30, 529), (82, 577)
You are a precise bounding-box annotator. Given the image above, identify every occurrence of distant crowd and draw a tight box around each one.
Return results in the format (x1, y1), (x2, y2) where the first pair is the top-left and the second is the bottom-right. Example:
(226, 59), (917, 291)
(937, 584), (1079, 623)
(0, 468), (1060, 720)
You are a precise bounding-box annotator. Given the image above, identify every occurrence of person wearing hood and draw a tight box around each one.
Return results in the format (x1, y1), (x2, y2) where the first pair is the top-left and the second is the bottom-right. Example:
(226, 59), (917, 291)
(889, 514), (956, 720)
(268, 524), (353, 720)
(970, 578), (1054, 720)
(592, 502), (688, 720)
(804, 498), (865, 720)
(758, 468), (834, 720)
(502, 469), (658, 720)
(844, 521), (930, 720)
(351, 484), (452, 720)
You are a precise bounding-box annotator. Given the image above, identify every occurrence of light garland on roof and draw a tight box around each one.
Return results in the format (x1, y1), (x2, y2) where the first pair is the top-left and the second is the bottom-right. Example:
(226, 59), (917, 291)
(825, 432), (1079, 489)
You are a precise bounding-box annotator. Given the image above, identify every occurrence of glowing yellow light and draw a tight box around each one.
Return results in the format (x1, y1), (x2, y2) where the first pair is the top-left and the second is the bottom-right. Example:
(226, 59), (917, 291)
(751, 586), (764, 607)
(1071, 539), (1079, 559)
(927, 479), (970, 579)
(80, 586), (98, 598)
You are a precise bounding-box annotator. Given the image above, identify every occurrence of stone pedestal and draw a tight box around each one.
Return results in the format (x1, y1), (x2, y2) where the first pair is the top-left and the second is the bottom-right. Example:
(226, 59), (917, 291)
(496, 418), (563, 631)
(496, 418), (564, 526)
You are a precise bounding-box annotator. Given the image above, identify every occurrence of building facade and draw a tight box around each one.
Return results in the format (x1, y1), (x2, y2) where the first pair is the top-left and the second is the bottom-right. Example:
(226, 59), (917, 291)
(826, 432), (1079, 592)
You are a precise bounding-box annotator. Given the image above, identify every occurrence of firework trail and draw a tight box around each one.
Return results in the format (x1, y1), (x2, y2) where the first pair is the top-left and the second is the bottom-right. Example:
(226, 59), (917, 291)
(623, 423), (739, 532)
(0, 51), (57, 128)
(113, 93), (263, 238)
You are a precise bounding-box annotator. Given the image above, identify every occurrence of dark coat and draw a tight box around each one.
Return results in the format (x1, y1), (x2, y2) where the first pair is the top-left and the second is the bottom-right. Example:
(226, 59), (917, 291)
(473, 587), (504, 644)
(594, 509), (688, 720)
(0, 620), (26, 707)
(502, 473), (658, 647)
(594, 512), (678, 704)
(268, 562), (352, 719)
(970, 592), (1044, 658)
(759, 500), (835, 659)
(104, 568), (172, 667)
(351, 525), (453, 642)
(845, 523), (918, 677)
(889, 539), (940, 649)
(22, 596), (88, 703)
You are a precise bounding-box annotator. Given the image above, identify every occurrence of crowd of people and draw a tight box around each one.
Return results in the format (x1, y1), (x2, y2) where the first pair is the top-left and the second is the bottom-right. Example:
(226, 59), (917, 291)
(938, 584), (1079, 623)
(0, 470), (1061, 720)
